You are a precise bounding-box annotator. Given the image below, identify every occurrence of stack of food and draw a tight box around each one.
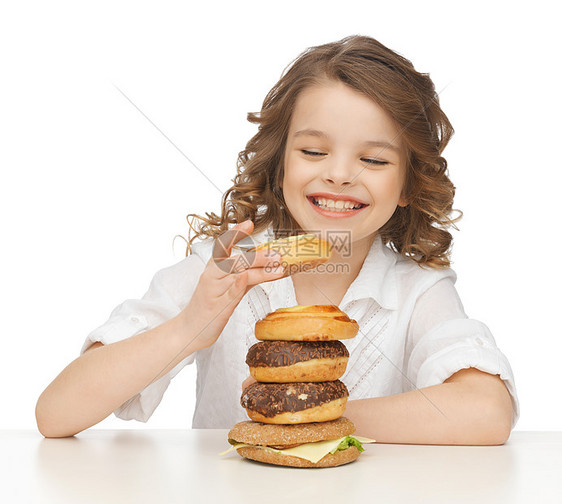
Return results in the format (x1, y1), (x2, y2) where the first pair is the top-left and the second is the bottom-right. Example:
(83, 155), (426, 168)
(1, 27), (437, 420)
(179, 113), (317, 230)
(223, 304), (375, 468)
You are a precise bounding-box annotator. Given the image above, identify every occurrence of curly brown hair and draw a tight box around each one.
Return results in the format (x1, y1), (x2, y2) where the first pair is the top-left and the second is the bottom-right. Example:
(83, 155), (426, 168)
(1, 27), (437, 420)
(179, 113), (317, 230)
(184, 35), (461, 268)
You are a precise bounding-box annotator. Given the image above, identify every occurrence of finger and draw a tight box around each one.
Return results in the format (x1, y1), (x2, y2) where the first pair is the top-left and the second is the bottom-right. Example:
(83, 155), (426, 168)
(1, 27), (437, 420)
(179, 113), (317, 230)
(212, 252), (254, 278)
(250, 248), (283, 268)
(200, 260), (234, 294)
(212, 242), (280, 278)
(217, 248), (281, 275)
(245, 263), (286, 286)
(223, 270), (249, 300)
(213, 220), (254, 262)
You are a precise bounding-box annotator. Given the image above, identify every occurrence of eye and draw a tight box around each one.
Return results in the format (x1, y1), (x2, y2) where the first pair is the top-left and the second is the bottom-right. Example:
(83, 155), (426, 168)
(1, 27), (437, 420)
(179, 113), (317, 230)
(361, 158), (388, 166)
(301, 149), (326, 158)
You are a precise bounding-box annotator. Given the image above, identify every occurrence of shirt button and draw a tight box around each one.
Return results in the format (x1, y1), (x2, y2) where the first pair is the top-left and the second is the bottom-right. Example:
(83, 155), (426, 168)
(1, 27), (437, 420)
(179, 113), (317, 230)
(130, 316), (140, 323)
(475, 337), (484, 346)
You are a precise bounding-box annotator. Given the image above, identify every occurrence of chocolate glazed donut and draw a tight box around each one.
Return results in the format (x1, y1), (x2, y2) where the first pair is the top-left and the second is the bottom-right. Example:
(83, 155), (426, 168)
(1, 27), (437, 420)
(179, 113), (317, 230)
(246, 341), (349, 382)
(241, 381), (349, 424)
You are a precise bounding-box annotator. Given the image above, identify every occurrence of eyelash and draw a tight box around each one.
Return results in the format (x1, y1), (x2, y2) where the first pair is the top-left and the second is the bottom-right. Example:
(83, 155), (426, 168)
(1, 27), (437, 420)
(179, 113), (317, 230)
(300, 150), (388, 166)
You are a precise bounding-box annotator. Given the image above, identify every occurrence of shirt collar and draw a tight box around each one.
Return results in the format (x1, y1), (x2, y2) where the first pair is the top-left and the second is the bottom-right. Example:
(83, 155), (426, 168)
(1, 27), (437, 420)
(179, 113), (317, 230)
(256, 231), (399, 311)
(339, 234), (398, 310)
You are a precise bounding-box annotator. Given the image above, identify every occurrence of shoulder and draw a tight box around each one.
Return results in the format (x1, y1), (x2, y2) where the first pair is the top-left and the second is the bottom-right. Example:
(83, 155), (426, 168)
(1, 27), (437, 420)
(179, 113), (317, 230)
(393, 252), (457, 305)
(189, 238), (215, 264)
(147, 239), (212, 293)
(356, 237), (457, 310)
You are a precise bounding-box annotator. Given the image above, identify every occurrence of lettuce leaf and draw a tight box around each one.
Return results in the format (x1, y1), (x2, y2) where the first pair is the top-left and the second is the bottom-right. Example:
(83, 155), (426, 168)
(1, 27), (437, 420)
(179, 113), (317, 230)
(329, 435), (365, 454)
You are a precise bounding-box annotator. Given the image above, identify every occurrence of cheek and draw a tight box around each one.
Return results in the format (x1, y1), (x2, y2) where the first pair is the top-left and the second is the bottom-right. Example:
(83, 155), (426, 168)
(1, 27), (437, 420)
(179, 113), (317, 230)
(390, 172), (405, 196)
(283, 156), (309, 194)
(369, 172), (405, 201)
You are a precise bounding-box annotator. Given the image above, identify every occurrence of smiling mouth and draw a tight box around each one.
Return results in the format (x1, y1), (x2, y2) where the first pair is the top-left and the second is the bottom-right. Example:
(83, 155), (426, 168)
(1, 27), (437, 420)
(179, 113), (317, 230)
(307, 196), (368, 212)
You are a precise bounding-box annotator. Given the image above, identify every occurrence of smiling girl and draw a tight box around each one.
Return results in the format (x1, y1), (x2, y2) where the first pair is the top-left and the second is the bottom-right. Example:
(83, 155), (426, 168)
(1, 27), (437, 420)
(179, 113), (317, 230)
(36, 35), (519, 443)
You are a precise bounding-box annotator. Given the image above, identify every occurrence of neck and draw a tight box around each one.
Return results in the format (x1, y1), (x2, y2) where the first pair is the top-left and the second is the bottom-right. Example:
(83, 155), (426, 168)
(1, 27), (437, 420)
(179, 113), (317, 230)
(291, 233), (376, 306)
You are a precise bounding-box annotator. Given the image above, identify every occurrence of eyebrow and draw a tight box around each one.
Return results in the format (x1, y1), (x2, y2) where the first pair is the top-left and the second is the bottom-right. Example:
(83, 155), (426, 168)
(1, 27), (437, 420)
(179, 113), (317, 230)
(293, 129), (401, 152)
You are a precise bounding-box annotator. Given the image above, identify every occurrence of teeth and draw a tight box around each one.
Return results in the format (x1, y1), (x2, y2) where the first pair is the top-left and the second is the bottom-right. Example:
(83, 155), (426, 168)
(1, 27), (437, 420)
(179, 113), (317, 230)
(312, 197), (362, 211)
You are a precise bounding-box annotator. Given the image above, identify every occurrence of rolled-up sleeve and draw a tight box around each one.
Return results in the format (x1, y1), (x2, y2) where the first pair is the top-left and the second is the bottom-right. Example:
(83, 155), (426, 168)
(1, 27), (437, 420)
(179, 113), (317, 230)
(80, 250), (207, 422)
(405, 278), (520, 429)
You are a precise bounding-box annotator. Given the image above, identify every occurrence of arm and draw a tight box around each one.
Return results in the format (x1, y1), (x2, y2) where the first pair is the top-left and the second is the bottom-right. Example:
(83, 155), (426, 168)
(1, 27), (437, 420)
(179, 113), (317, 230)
(35, 220), (283, 438)
(35, 309), (207, 438)
(344, 367), (513, 445)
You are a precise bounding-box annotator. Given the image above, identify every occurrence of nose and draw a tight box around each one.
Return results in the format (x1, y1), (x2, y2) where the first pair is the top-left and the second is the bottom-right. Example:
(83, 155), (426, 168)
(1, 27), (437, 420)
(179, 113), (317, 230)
(322, 156), (355, 186)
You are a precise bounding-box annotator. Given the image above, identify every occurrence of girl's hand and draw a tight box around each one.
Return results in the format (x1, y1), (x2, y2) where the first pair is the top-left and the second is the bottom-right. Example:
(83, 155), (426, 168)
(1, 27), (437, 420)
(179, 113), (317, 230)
(180, 220), (284, 350)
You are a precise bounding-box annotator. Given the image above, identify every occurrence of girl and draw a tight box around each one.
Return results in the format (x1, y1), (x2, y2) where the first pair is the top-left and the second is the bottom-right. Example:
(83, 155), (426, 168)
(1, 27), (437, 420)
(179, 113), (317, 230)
(36, 35), (518, 444)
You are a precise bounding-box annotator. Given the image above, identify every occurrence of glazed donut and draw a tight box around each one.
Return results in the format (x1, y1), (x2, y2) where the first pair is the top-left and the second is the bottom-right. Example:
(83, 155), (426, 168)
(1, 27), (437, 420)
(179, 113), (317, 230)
(240, 381), (349, 424)
(248, 234), (332, 275)
(255, 305), (359, 341)
(246, 340), (349, 382)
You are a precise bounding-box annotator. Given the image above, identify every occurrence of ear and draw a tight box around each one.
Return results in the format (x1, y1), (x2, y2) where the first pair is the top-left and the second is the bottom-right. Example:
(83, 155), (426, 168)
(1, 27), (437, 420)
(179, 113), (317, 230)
(398, 194), (409, 207)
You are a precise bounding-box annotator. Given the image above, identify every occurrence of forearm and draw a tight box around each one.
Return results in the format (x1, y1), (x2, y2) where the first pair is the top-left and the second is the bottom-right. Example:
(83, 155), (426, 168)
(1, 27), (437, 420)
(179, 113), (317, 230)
(345, 378), (512, 446)
(35, 310), (203, 438)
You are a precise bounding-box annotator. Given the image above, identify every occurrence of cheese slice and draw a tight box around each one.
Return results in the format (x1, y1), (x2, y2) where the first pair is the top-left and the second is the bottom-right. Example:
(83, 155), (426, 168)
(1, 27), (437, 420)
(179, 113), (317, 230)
(219, 435), (376, 464)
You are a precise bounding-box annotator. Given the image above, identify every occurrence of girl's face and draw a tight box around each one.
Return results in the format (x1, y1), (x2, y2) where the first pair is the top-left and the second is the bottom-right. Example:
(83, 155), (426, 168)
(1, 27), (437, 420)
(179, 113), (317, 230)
(282, 80), (407, 247)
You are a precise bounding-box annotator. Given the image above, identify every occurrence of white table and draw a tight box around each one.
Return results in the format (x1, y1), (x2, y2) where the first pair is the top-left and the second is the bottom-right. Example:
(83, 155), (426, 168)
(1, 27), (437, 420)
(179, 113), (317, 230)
(1, 430), (561, 503)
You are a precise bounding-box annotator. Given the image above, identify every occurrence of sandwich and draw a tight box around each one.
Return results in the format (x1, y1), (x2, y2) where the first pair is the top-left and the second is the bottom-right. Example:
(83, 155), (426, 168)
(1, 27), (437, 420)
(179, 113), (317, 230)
(220, 417), (374, 468)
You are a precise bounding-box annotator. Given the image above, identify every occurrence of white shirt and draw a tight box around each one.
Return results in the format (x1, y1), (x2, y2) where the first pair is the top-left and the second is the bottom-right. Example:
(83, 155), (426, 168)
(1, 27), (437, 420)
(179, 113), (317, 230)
(81, 231), (520, 429)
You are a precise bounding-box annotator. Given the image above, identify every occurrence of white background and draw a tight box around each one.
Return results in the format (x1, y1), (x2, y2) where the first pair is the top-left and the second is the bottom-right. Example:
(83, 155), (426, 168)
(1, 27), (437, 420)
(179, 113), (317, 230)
(1, 0), (560, 432)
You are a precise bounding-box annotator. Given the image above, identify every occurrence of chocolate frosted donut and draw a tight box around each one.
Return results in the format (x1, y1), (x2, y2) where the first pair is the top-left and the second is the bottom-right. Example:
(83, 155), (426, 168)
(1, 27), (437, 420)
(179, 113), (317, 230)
(246, 341), (349, 382)
(241, 381), (349, 424)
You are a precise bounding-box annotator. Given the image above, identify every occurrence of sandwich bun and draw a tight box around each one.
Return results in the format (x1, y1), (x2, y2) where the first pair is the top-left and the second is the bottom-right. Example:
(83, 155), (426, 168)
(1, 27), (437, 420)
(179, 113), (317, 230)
(229, 416), (356, 445)
(236, 445), (361, 468)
